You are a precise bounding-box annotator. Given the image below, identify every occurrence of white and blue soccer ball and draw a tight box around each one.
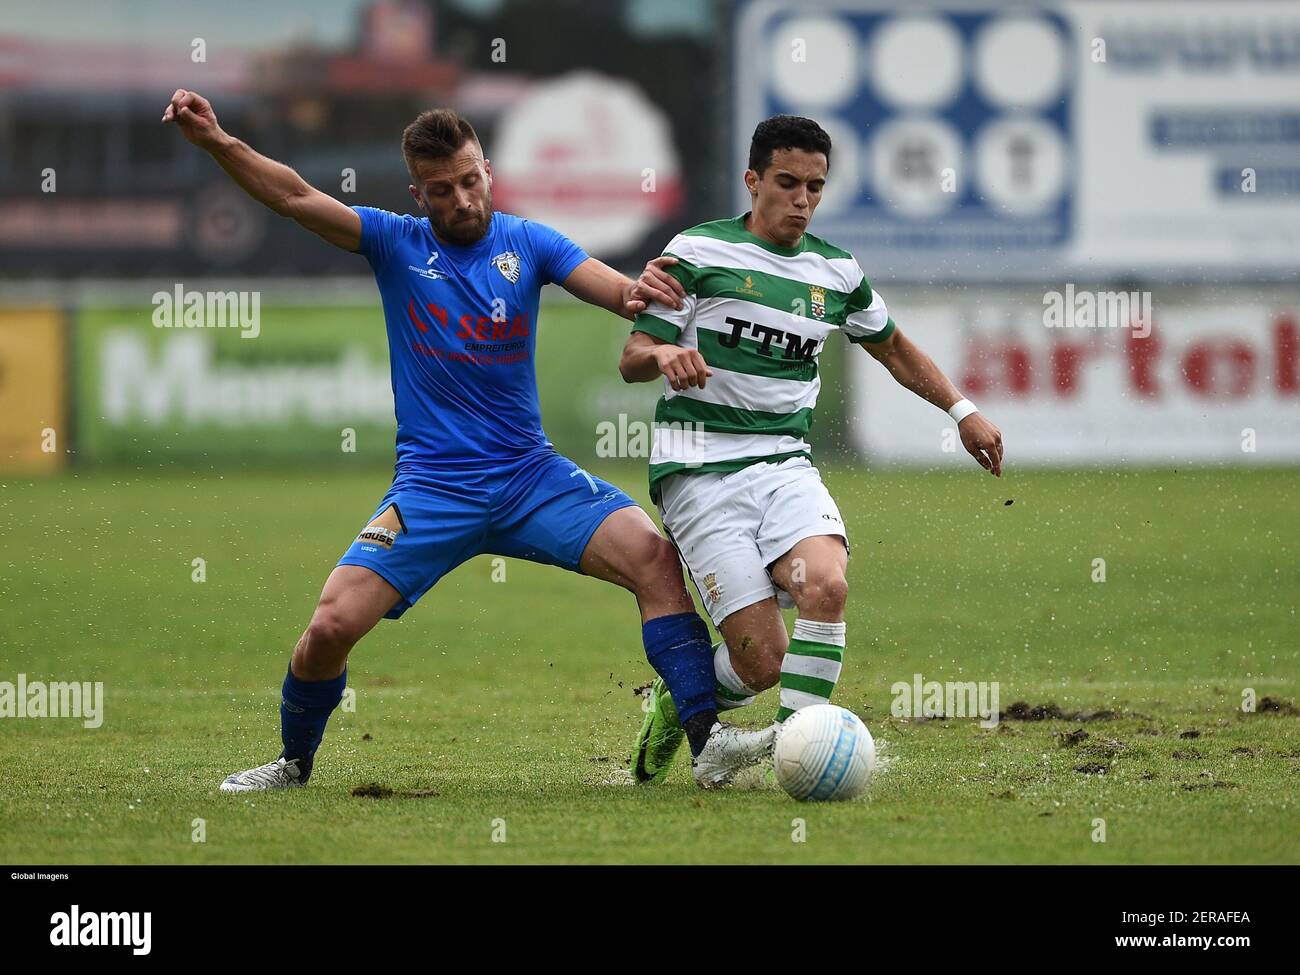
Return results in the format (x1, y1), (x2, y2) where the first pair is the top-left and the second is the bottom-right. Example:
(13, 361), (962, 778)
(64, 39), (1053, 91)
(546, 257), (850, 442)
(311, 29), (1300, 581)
(773, 704), (876, 802)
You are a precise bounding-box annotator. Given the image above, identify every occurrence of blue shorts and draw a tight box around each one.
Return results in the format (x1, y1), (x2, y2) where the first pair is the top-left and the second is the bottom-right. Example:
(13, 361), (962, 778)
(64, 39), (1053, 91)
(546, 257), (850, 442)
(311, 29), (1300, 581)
(337, 450), (639, 619)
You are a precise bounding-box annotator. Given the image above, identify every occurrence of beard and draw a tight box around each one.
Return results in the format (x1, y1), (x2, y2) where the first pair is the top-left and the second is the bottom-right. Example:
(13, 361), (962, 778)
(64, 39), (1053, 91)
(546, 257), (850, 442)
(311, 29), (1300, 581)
(429, 188), (493, 245)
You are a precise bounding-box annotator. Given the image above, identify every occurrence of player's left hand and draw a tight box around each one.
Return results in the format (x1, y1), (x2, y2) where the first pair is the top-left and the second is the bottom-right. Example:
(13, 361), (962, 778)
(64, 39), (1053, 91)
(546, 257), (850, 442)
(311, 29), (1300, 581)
(959, 413), (1004, 476)
(625, 256), (685, 314)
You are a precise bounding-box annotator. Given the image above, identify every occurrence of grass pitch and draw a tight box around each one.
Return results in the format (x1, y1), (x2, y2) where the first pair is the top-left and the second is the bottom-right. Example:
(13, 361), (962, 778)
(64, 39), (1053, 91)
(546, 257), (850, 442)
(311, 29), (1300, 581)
(1, 464), (1297, 864)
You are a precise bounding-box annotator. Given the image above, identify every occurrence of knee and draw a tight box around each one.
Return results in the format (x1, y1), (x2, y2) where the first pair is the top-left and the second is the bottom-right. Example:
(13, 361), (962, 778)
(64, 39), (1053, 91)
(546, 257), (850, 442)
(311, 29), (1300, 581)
(729, 633), (786, 692)
(791, 572), (849, 619)
(298, 602), (363, 673)
(750, 645), (785, 691)
(307, 604), (359, 650)
(626, 534), (684, 597)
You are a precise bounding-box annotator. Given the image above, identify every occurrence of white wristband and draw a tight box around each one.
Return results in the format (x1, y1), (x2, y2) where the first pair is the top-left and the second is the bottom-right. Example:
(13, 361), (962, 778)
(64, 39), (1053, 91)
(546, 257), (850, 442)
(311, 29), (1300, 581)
(948, 398), (978, 423)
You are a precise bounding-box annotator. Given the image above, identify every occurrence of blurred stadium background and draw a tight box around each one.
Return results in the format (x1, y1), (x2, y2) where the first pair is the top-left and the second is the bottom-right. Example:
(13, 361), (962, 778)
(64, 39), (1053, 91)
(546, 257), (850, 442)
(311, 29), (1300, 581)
(3, 0), (1297, 477)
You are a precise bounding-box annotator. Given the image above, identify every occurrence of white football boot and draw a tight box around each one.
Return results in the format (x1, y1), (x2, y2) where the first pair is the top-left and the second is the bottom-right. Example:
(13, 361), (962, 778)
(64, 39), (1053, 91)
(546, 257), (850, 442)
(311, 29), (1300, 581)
(692, 722), (777, 789)
(219, 756), (306, 793)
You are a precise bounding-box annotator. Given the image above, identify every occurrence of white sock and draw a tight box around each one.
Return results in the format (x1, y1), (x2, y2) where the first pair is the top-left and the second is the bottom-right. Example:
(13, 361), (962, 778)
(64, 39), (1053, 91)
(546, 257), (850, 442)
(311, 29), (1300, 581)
(713, 641), (757, 710)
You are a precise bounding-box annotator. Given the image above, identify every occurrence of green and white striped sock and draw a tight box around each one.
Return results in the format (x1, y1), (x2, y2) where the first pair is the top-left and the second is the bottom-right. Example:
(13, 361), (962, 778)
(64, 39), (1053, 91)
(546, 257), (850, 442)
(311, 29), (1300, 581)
(776, 618), (845, 722)
(713, 641), (757, 711)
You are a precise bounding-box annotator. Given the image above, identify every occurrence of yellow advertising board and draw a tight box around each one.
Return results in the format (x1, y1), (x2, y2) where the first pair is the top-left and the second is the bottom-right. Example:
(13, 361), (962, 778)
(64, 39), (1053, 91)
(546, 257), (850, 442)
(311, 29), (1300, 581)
(0, 308), (67, 474)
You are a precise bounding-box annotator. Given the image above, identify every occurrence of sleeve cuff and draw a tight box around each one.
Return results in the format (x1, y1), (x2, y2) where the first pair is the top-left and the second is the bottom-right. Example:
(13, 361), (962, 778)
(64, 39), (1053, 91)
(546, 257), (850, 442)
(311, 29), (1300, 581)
(349, 205), (370, 257)
(631, 314), (682, 343)
(849, 317), (896, 345)
(555, 248), (590, 284)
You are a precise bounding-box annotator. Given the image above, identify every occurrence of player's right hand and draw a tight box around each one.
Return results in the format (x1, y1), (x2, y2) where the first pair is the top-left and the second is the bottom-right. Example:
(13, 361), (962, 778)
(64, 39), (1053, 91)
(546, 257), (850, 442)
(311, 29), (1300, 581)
(959, 412), (1004, 477)
(653, 344), (711, 390)
(633, 256), (686, 311)
(162, 89), (223, 148)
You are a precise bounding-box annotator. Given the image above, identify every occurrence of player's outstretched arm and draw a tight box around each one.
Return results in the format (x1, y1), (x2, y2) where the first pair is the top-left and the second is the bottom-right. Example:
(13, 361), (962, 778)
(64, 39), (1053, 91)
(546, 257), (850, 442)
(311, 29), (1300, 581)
(619, 331), (711, 389)
(862, 326), (1005, 476)
(161, 88), (361, 252)
(562, 256), (685, 320)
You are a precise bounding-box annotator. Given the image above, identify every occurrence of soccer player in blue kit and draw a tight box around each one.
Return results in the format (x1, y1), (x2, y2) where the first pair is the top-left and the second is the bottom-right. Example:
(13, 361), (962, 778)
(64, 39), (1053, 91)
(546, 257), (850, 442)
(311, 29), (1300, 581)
(163, 89), (772, 790)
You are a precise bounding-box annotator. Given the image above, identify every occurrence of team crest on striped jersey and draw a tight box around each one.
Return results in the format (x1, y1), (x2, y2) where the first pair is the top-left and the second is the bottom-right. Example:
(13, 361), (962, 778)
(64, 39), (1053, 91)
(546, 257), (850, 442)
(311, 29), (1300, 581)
(809, 285), (826, 320)
(492, 251), (521, 284)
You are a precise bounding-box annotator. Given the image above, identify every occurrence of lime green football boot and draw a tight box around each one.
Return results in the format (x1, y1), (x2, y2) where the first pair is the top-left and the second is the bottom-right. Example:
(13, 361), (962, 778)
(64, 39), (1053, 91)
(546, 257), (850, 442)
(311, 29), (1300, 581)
(633, 677), (685, 784)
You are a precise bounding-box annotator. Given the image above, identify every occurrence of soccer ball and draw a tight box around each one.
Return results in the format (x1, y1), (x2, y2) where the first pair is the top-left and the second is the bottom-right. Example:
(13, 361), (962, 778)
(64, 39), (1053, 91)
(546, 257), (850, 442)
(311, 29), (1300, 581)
(773, 704), (876, 801)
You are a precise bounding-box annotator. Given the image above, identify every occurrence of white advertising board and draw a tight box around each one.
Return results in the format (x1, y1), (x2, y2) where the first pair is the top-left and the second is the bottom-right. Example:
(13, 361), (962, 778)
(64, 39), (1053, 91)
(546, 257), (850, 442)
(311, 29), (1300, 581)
(735, 0), (1300, 280)
(849, 288), (1300, 464)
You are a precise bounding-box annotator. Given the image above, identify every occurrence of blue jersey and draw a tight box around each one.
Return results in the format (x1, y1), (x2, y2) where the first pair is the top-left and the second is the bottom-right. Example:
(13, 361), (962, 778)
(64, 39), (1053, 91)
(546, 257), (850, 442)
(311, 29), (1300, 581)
(352, 206), (588, 470)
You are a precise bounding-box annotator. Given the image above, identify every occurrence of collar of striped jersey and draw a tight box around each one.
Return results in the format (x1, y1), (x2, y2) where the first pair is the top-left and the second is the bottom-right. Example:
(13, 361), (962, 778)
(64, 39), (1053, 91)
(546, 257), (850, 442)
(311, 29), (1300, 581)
(736, 211), (807, 258)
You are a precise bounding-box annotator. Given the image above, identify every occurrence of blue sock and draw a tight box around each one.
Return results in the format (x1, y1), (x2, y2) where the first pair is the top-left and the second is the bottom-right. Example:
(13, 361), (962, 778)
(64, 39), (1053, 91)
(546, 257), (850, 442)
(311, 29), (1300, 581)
(643, 612), (716, 727)
(279, 666), (347, 781)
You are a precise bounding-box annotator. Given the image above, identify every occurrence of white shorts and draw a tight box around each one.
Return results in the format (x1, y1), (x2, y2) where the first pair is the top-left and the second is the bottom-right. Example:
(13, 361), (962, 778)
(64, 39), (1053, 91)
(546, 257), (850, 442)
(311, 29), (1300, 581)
(657, 456), (848, 627)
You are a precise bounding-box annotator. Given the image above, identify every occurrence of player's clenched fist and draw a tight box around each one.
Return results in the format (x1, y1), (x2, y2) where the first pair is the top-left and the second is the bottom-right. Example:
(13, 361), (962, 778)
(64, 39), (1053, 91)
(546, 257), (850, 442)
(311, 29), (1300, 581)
(653, 344), (711, 391)
(161, 89), (223, 148)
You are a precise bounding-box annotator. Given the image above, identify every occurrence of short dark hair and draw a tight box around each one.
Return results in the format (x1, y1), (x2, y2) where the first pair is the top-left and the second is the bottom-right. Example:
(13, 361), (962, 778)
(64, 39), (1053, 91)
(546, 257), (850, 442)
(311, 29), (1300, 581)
(402, 108), (480, 170)
(748, 115), (832, 175)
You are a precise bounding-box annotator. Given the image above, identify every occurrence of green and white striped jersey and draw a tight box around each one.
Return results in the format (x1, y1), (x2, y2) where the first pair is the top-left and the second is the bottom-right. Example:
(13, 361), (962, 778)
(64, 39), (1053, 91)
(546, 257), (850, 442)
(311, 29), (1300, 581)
(632, 213), (895, 499)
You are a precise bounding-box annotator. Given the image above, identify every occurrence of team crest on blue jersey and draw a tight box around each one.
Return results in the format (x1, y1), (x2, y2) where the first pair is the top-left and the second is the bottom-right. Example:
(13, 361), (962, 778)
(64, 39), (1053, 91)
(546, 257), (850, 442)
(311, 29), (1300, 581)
(809, 286), (826, 320)
(492, 251), (521, 284)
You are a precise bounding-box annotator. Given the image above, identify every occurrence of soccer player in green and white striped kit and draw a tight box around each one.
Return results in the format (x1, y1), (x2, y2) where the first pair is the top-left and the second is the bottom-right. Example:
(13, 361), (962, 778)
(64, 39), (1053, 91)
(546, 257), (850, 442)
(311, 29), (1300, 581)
(622, 116), (1006, 785)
